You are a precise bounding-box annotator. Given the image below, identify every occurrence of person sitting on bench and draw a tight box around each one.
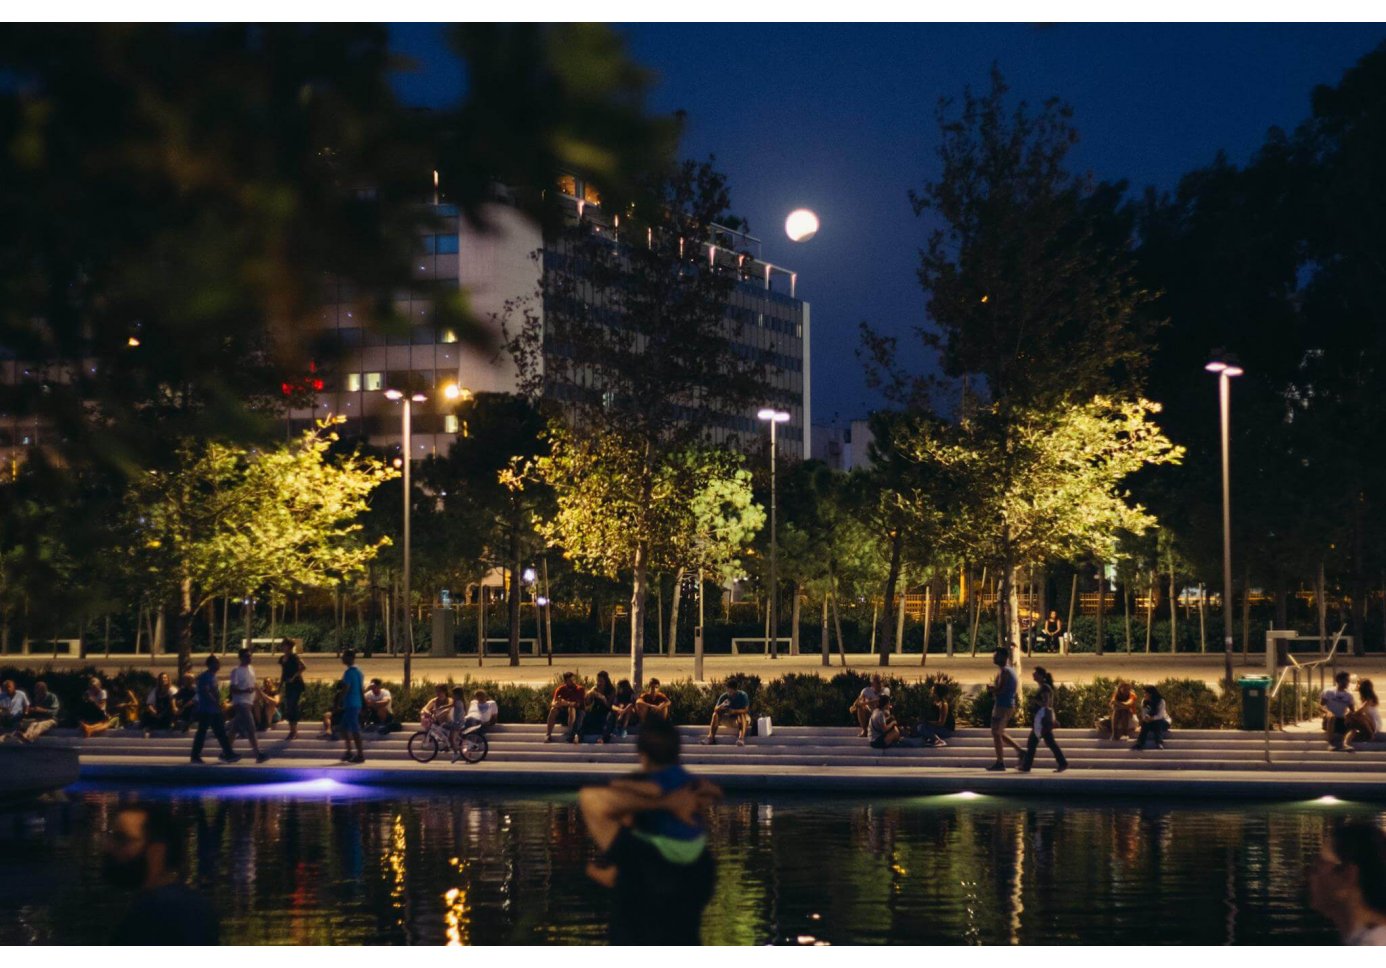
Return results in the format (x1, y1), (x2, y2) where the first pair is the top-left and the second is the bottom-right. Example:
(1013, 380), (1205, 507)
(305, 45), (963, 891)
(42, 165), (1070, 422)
(702, 677), (750, 747)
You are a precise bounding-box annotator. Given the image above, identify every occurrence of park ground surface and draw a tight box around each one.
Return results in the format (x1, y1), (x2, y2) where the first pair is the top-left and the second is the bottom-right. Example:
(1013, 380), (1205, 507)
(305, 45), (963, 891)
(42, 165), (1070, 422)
(9, 650), (1384, 689)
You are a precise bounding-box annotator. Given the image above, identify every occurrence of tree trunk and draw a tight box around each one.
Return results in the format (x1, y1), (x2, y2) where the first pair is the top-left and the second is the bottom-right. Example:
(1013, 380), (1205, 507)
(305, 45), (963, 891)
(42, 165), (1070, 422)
(656, 574), (665, 657)
(1037, 567), (1048, 655)
(543, 557), (555, 667)
(630, 543), (649, 687)
(243, 592), (254, 658)
(969, 565), (987, 657)
(1317, 559), (1328, 657)
(508, 530), (522, 667)
(1168, 565), (1177, 653)
(920, 581), (932, 668)
(477, 582), (487, 667)
(177, 574), (194, 677)
(894, 569), (907, 656)
(829, 569), (847, 667)
(667, 567), (684, 656)
(790, 581), (802, 656)
(1145, 569), (1154, 653)
(868, 601), (878, 655)
(879, 530), (903, 665)
(1198, 583), (1207, 653)
(1065, 573), (1078, 656)
(820, 592), (830, 667)
(222, 597), (230, 654)
(1123, 577), (1132, 653)
(1094, 562), (1106, 657)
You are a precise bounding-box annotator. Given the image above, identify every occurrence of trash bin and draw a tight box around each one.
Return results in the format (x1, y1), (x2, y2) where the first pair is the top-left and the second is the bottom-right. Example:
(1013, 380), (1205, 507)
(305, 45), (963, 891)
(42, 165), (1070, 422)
(1237, 675), (1273, 730)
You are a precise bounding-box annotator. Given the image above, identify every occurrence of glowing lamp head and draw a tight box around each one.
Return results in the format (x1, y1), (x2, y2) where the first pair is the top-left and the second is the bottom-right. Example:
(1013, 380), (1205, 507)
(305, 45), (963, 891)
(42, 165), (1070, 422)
(1206, 360), (1243, 377)
(384, 389), (404, 401)
(785, 208), (819, 243)
(410, 393), (427, 403)
(757, 408), (790, 423)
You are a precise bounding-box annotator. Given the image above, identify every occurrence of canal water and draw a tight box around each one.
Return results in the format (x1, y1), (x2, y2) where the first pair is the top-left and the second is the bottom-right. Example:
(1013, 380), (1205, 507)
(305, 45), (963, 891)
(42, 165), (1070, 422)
(1, 781), (1380, 945)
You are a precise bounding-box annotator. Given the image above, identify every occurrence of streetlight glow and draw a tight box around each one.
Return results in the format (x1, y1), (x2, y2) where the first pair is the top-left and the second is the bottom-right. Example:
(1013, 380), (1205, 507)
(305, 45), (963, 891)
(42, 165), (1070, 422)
(1207, 357), (1243, 685)
(758, 408), (790, 423)
(384, 389), (404, 401)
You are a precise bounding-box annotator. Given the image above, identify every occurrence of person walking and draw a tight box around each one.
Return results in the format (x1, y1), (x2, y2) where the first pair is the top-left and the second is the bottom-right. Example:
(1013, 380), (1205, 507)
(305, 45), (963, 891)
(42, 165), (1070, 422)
(277, 638), (306, 740)
(337, 649), (366, 764)
(1019, 667), (1068, 773)
(229, 649), (268, 763)
(987, 647), (1025, 771)
(190, 655), (238, 764)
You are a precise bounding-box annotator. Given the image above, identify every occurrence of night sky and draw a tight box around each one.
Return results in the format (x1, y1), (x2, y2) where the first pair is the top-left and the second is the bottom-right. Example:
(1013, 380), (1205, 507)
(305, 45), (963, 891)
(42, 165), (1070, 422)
(389, 23), (1386, 425)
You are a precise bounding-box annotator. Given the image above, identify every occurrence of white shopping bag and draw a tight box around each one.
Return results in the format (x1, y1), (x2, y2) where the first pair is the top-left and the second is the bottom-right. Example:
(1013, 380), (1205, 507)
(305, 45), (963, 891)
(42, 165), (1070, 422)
(757, 715), (773, 738)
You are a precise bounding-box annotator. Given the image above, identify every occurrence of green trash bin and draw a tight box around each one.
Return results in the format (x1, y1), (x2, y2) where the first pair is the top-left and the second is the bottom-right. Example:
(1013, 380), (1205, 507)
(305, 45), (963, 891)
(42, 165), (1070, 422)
(1237, 675), (1273, 730)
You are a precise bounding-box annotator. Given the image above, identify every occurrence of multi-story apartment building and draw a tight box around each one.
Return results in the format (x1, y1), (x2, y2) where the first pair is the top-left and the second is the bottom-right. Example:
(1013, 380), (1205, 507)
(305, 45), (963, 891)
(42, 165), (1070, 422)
(294, 179), (812, 461)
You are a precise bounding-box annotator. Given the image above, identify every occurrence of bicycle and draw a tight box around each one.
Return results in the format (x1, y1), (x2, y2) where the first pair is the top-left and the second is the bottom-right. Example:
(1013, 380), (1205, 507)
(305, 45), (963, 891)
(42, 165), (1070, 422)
(407, 716), (488, 764)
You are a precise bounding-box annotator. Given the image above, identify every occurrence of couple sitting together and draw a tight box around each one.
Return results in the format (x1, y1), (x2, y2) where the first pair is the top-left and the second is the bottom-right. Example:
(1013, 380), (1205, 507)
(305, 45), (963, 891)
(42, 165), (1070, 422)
(852, 675), (955, 750)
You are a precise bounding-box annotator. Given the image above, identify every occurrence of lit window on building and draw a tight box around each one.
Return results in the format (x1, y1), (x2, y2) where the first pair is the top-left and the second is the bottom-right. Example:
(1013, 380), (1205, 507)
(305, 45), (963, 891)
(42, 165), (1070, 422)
(346, 373), (362, 392)
(556, 174), (577, 196)
(444, 414), (459, 434)
(440, 328), (458, 344)
(364, 372), (384, 392)
(582, 182), (601, 206)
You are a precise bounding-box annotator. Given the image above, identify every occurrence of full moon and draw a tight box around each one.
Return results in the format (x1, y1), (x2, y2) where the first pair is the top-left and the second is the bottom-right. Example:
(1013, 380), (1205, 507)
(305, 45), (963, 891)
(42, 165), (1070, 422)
(785, 208), (819, 243)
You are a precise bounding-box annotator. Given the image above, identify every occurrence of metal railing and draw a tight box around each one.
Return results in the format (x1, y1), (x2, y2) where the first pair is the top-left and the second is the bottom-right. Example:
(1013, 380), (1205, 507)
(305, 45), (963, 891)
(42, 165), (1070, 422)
(1264, 624), (1345, 764)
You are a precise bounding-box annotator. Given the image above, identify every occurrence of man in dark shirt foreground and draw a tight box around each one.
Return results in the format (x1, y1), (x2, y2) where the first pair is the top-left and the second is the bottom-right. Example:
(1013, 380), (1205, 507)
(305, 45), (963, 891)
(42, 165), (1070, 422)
(105, 803), (219, 945)
(579, 716), (721, 945)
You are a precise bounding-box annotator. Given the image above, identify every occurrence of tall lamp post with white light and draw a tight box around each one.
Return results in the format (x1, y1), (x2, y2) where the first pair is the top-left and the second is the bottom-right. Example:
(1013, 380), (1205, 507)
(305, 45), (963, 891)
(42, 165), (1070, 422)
(1206, 359), (1243, 686)
(386, 381), (466, 693)
(758, 408), (790, 658)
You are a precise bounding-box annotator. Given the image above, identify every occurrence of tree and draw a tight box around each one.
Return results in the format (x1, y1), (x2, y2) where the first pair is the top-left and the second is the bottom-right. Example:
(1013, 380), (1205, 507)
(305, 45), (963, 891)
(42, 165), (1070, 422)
(0, 24), (675, 474)
(866, 67), (1161, 659)
(893, 397), (1183, 660)
(128, 421), (396, 675)
(507, 159), (766, 684)
(537, 425), (762, 684)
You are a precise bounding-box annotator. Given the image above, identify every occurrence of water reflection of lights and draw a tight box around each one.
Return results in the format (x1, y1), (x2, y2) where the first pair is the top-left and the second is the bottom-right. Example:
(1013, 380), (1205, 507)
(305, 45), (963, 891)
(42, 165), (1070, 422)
(444, 855), (471, 946)
(386, 814), (407, 926)
(173, 776), (382, 799)
(1314, 795), (1344, 804)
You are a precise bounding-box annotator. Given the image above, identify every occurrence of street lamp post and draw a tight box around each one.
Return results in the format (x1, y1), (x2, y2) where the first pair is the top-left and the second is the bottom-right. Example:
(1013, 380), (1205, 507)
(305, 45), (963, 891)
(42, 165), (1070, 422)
(758, 408), (790, 659)
(1205, 360), (1243, 686)
(385, 387), (428, 693)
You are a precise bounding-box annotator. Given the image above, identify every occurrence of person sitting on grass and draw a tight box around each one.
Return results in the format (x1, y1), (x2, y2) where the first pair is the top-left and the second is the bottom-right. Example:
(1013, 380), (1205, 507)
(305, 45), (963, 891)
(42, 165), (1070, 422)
(421, 685), (451, 728)
(364, 678), (395, 732)
(850, 674), (885, 737)
(913, 683), (954, 747)
(18, 681), (59, 743)
(703, 676), (750, 747)
(635, 679), (671, 723)
(605, 678), (637, 742)
(0, 679), (29, 735)
(1321, 671), (1356, 751)
(869, 694), (903, 750)
(1347, 679), (1381, 744)
(1105, 681), (1141, 741)
(546, 672), (586, 742)
(141, 673), (177, 733)
(173, 674), (198, 732)
(1132, 684), (1172, 751)
(80, 676), (117, 737)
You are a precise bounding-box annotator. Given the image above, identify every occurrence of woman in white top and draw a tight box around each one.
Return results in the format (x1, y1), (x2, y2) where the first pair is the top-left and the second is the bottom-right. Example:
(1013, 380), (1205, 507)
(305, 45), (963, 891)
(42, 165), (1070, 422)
(1347, 679), (1381, 744)
(1132, 685), (1171, 750)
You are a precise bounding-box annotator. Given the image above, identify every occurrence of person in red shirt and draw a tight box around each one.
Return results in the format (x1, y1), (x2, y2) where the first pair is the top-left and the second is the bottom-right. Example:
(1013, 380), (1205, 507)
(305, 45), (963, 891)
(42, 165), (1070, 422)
(546, 671), (587, 742)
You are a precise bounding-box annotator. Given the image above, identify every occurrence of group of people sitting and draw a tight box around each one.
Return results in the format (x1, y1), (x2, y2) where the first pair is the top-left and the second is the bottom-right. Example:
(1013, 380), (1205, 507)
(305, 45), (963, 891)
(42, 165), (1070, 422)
(0, 678), (61, 742)
(1320, 671), (1381, 751)
(850, 674), (956, 751)
(1099, 681), (1174, 749)
(545, 671), (672, 744)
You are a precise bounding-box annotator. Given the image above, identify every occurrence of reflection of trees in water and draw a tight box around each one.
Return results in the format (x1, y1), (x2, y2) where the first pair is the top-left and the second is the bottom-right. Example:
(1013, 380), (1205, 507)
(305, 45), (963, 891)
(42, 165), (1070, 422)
(5, 791), (1377, 944)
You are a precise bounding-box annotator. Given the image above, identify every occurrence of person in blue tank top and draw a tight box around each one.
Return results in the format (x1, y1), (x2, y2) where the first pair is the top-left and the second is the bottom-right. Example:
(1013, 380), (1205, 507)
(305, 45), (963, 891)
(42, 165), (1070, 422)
(988, 646), (1026, 771)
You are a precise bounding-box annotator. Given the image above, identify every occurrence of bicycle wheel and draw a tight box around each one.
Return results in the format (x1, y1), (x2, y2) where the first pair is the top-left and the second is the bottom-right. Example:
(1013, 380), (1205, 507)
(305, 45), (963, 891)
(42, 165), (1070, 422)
(459, 731), (488, 764)
(407, 730), (439, 764)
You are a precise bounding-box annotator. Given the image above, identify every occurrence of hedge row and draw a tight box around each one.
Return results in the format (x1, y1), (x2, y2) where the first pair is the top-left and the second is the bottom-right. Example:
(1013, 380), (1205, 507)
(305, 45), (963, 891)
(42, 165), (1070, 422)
(3, 665), (1286, 731)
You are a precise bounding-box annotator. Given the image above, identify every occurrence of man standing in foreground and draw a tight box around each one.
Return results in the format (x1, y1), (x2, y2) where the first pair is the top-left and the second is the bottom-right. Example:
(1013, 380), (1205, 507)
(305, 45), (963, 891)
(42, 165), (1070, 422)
(105, 803), (220, 944)
(579, 717), (721, 945)
(988, 646), (1025, 771)
(338, 649), (366, 764)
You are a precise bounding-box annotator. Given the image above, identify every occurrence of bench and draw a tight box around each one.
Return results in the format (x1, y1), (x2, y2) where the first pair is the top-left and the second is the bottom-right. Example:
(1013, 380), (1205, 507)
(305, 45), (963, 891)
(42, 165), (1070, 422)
(9, 638), (80, 656)
(729, 637), (793, 655)
(482, 637), (540, 656)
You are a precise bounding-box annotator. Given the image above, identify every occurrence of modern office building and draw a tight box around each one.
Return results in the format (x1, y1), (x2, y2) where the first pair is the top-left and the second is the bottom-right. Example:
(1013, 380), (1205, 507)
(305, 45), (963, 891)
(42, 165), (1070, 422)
(293, 178), (812, 461)
(811, 418), (875, 472)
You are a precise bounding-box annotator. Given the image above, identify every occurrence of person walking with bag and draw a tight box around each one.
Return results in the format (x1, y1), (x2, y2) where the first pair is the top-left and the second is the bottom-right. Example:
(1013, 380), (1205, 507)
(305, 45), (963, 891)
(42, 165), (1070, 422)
(1019, 667), (1068, 773)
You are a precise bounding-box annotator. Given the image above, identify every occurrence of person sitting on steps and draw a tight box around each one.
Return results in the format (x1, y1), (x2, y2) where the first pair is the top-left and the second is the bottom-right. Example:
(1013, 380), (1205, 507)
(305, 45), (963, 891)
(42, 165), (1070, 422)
(141, 673), (177, 733)
(913, 682), (954, 747)
(605, 678), (637, 741)
(850, 674), (885, 738)
(1321, 671), (1356, 752)
(1105, 681), (1140, 741)
(546, 672), (586, 742)
(635, 679), (671, 723)
(1132, 684), (1172, 750)
(1347, 679), (1381, 744)
(868, 694), (903, 750)
(702, 676), (750, 746)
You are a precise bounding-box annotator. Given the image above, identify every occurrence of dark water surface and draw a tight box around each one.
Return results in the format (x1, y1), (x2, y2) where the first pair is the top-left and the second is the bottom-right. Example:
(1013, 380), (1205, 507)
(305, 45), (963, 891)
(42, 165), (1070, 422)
(2, 780), (1381, 945)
